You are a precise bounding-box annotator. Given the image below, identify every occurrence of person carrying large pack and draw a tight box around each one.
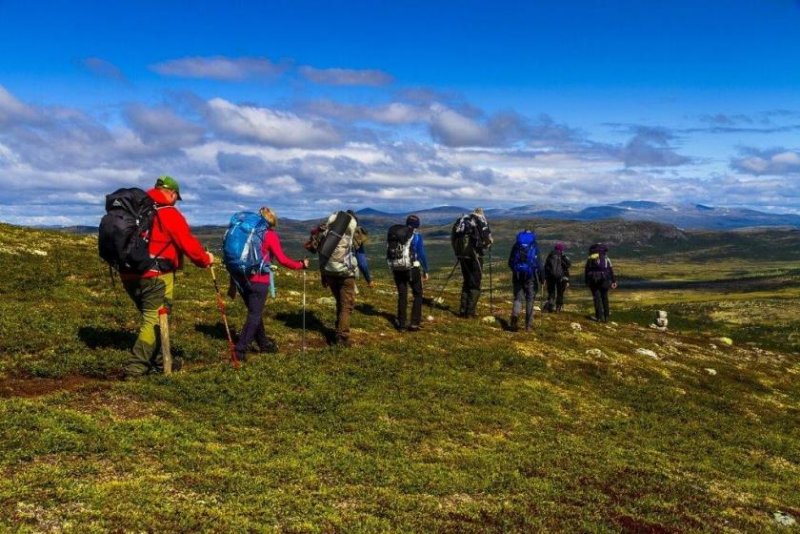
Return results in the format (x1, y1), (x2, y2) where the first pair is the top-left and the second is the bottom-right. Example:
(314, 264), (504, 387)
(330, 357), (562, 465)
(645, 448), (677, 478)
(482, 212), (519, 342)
(223, 207), (309, 361)
(306, 210), (371, 346)
(99, 176), (214, 378)
(584, 242), (618, 322)
(507, 229), (542, 331)
(544, 242), (572, 313)
(387, 214), (429, 331)
(451, 207), (493, 317)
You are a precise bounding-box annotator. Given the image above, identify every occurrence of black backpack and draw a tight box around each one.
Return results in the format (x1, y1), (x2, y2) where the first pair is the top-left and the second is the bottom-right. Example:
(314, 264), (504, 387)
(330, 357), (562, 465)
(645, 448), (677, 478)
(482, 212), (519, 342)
(98, 188), (161, 273)
(386, 224), (415, 271)
(545, 251), (564, 279)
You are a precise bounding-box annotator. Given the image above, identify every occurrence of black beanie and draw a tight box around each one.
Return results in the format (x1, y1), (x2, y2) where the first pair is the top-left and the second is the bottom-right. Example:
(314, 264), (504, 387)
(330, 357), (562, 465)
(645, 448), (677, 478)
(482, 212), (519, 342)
(406, 214), (420, 228)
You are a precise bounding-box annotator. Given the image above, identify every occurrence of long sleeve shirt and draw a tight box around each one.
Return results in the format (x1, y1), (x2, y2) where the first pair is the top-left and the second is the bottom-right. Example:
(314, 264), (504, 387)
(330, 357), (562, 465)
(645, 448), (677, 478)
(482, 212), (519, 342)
(250, 230), (304, 285)
(411, 231), (429, 274)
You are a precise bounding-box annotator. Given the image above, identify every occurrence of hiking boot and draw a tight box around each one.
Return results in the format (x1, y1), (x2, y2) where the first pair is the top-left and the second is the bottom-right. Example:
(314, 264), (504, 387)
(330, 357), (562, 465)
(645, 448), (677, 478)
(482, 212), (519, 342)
(335, 336), (352, 347)
(395, 319), (406, 332)
(510, 315), (519, 332)
(408, 324), (421, 332)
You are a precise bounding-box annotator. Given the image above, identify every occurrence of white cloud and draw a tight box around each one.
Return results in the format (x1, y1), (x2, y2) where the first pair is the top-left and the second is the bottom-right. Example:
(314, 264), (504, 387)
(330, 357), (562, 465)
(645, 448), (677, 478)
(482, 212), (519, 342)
(429, 104), (489, 147)
(151, 56), (285, 80)
(206, 98), (340, 148)
(0, 85), (38, 123)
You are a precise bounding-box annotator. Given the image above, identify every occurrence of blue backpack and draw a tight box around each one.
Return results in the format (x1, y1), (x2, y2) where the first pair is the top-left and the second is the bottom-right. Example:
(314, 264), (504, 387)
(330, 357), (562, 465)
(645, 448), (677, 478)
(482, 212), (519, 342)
(222, 212), (274, 294)
(511, 230), (539, 278)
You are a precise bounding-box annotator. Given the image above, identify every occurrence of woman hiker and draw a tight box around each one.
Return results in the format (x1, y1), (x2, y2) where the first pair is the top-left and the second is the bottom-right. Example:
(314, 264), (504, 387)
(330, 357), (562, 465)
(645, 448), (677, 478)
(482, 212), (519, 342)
(228, 207), (309, 360)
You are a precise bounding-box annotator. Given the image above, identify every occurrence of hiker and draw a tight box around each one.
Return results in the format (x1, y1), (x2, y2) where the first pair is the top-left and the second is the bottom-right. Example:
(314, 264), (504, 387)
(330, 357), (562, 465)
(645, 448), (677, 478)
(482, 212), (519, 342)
(118, 176), (214, 377)
(387, 214), (429, 331)
(315, 210), (371, 346)
(544, 242), (572, 312)
(584, 243), (618, 322)
(507, 229), (542, 331)
(451, 208), (493, 317)
(227, 207), (309, 361)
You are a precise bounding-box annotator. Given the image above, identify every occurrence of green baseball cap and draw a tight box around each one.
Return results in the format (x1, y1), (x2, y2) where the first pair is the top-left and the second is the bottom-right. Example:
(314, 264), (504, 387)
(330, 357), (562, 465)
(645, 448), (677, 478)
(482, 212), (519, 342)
(155, 175), (182, 200)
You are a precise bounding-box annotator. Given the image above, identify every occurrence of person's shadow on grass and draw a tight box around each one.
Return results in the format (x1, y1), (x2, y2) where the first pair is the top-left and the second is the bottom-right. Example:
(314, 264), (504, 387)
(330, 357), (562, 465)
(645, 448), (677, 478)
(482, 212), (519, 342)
(274, 310), (336, 345)
(354, 303), (396, 328)
(78, 326), (136, 350)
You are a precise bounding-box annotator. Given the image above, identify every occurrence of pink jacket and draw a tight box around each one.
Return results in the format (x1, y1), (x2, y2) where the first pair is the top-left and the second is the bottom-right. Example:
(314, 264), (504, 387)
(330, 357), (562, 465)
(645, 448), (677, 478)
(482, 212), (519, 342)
(250, 230), (304, 284)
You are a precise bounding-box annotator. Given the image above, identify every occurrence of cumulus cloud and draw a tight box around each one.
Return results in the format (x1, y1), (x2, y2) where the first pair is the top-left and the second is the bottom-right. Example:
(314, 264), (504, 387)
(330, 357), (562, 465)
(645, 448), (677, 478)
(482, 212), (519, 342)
(731, 148), (800, 175)
(151, 56), (286, 80)
(619, 127), (692, 167)
(124, 104), (204, 149)
(82, 57), (127, 83)
(299, 66), (394, 86)
(0, 85), (39, 124)
(205, 98), (340, 148)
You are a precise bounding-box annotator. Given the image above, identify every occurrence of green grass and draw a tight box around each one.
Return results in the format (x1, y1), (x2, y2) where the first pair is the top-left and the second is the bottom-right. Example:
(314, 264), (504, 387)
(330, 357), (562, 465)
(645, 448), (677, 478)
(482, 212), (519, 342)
(1, 222), (799, 532)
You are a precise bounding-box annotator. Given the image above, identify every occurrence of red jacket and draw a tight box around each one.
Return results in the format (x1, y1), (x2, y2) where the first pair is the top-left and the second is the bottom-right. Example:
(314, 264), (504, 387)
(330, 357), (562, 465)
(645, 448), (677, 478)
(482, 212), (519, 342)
(122, 188), (212, 279)
(250, 230), (304, 284)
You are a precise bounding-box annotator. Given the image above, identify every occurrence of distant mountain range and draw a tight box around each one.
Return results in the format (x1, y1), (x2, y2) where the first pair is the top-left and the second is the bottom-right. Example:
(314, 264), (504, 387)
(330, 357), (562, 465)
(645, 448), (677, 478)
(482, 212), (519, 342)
(36, 201), (800, 233)
(357, 201), (800, 230)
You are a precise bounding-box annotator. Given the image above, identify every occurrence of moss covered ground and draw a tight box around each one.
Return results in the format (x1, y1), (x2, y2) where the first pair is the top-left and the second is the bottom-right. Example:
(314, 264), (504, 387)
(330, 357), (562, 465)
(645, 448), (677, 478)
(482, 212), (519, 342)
(0, 222), (798, 532)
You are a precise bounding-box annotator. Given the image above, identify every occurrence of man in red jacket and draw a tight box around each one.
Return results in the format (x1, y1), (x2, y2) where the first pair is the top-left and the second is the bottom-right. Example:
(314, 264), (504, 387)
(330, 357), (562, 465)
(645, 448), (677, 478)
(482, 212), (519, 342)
(120, 176), (214, 378)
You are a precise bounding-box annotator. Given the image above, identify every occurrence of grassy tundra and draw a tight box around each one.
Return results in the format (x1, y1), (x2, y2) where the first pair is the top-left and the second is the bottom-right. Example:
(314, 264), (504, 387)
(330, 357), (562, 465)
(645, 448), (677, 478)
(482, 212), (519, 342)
(0, 221), (798, 532)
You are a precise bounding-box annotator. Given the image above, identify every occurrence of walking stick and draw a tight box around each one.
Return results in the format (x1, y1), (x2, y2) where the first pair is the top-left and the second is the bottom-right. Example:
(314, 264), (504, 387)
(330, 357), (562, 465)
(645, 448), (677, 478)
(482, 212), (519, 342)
(431, 259), (461, 315)
(302, 269), (307, 355)
(158, 307), (172, 375)
(488, 247), (494, 315)
(210, 266), (239, 369)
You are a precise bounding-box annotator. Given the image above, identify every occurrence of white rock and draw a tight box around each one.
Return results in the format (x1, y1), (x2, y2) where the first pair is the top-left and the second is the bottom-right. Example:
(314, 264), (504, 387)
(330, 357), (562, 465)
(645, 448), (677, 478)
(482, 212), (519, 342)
(774, 511), (796, 527)
(585, 348), (604, 357)
(434, 297), (445, 305)
(426, 315), (434, 322)
(316, 297), (336, 306)
(570, 322), (582, 331)
(704, 368), (717, 376)
(482, 315), (497, 324)
(717, 337), (734, 346)
(635, 348), (659, 359)
(288, 291), (301, 296)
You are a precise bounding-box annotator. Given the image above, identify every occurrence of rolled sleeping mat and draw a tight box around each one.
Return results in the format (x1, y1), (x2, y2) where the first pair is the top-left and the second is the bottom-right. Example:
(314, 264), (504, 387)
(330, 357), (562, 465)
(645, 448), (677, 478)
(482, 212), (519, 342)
(318, 211), (354, 270)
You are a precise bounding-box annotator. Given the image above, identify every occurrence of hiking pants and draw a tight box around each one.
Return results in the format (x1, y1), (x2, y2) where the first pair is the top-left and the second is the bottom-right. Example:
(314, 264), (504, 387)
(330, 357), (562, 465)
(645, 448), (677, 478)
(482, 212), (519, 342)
(458, 256), (483, 316)
(393, 267), (423, 328)
(234, 281), (271, 359)
(123, 272), (175, 377)
(512, 275), (535, 328)
(546, 276), (568, 309)
(589, 284), (610, 321)
(323, 275), (356, 342)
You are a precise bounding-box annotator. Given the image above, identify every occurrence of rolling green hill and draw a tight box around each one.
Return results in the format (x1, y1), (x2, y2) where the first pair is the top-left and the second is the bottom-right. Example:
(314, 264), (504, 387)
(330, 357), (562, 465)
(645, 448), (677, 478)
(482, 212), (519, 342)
(0, 222), (798, 531)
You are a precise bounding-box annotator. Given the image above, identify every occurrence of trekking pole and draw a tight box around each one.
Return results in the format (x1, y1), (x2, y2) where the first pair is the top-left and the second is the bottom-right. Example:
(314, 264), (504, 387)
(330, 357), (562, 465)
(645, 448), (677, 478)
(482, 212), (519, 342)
(302, 269), (307, 355)
(210, 266), (240, 369)
(431, 259), (461, 315)
(158, 307), (172, 375)
(488, 247), (494, 316)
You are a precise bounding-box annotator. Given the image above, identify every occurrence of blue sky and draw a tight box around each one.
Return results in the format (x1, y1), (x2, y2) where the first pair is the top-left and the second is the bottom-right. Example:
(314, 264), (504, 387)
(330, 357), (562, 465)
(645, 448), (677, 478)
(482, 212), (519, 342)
(1, 0), (800, 225)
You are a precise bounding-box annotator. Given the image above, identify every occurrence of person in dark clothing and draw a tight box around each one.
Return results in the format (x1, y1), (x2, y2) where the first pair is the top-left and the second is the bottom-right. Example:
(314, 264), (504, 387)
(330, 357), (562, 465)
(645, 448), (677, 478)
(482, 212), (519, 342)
(544, 242), (572, 312)
(507, 230), (542, 331)
(392, 214), (430, 331)
(228, 207), (309, 361)
(584, 243), (618, 322)
(452, 208), (493, 317)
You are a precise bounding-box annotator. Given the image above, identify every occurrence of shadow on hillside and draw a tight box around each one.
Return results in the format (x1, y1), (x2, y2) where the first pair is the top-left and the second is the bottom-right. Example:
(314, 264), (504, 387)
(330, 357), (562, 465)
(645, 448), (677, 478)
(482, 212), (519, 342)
(195, 322), (238, 342)
(274, 310), (336, 344)
(78, 326), (136, 350)
(355, 303), (395, 327)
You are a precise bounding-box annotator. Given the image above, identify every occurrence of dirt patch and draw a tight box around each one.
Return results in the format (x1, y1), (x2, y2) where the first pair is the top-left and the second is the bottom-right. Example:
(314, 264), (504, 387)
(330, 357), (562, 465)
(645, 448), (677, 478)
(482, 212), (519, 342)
(0, 375), (110, 399)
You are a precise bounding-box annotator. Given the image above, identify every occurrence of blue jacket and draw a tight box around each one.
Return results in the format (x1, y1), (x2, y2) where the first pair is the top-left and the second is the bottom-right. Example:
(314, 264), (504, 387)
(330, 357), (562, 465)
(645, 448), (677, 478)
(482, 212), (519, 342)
(355, 244), (371, 283)
(411, 231), (429, 274)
